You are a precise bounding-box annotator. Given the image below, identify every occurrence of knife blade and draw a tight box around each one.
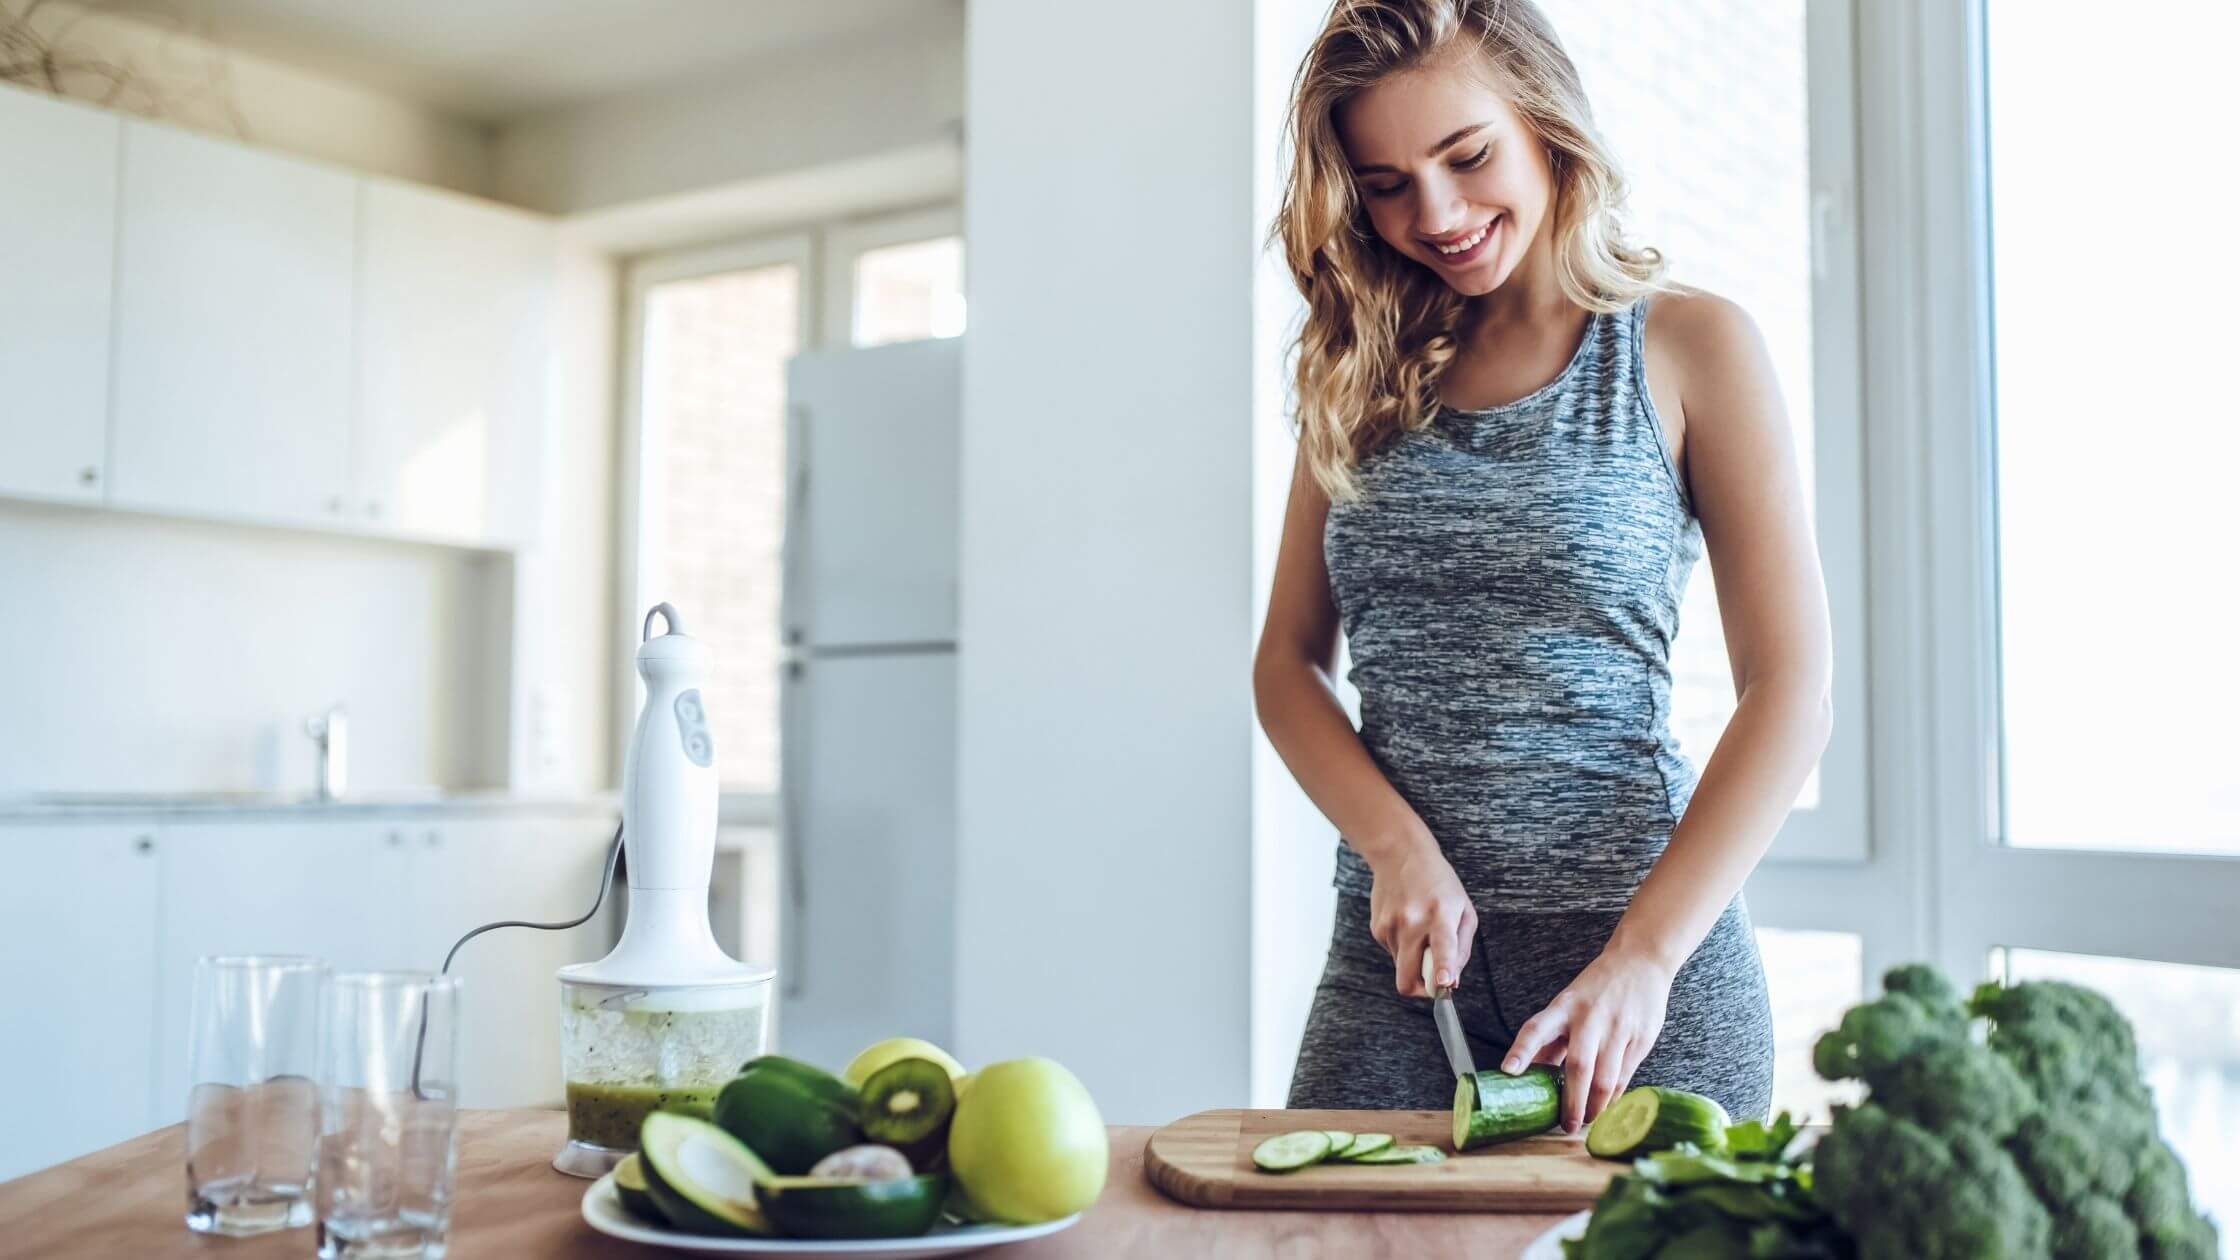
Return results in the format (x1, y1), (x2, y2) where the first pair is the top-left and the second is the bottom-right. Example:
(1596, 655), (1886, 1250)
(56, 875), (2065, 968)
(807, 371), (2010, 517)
(1422, 951), (1480, 1080)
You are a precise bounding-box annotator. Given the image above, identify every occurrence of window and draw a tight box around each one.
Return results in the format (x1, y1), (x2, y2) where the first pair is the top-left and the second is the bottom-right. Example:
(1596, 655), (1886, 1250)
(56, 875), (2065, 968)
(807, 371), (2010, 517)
(1757, 928), (1865, 1123)
(1985, 0), (2240, 856)
(623, 208), (966, 801)
(629, 251), (804, 794)
(852, 237), (965, 346)
(1551, 2), (1866, 853)
(819, 205), (966, 349)
(1999, 949), (2237, 1235)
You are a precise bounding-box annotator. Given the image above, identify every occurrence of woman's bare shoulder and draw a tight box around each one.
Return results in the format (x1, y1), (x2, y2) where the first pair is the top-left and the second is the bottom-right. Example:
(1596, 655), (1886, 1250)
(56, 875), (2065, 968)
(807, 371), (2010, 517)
(1642, 285), (1776, 419)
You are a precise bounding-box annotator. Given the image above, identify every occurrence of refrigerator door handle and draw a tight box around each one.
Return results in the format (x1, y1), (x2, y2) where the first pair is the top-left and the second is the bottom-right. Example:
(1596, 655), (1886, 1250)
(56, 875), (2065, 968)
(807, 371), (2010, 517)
(779, 657), (807, 999)
(782, 406), (811, 648)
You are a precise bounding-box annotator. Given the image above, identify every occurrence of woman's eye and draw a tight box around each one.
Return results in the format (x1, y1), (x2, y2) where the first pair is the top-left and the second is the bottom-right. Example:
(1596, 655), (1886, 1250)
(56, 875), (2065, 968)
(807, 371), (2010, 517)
(1363, 182), (1406, 199)
(1453, 144), (1491, 172)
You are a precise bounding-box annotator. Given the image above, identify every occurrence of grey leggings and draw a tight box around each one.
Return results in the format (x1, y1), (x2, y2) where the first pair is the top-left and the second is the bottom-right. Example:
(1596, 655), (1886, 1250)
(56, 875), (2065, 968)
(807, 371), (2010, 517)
(1288, 893), (1775, 1120)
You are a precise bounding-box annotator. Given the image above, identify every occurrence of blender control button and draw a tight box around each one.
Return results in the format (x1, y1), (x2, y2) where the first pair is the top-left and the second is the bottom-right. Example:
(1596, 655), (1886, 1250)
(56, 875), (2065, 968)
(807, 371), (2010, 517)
(685, 731), (713, 765)
(676, 690), (705, 724)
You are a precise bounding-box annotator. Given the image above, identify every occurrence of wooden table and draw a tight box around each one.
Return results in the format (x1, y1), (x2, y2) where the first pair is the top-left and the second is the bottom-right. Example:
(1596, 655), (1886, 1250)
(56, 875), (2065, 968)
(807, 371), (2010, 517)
(0, 1110), (1571, 1257)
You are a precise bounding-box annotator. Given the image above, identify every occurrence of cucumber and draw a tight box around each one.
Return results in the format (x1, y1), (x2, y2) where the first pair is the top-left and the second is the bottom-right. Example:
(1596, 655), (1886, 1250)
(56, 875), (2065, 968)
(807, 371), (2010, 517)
(1320, 1129), (1354, 1154)
(759, 1173), (947, 1239)
(613, 1152), (666, 1225)
(1452, 1066), (1561, 1151)
(1337, 1132), (1394, 1160)
(1250, 1130), (1333, 1172)
(638, 1112), (775, 1236)
(714, 1058), (863, 1175)
(1585, 1085), (1731, 1159)
(1349, 1144), (1446, 1164)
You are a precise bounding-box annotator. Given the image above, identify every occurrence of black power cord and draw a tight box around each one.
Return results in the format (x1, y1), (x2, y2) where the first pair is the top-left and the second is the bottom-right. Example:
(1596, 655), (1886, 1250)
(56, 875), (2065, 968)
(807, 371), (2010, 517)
(410, 819), (626, 1099)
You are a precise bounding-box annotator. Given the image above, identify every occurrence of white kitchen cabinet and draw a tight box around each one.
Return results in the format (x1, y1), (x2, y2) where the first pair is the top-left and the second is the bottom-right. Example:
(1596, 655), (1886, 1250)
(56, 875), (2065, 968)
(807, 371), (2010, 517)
(0, 824), (161, 1180)
(109, 121), (356, 527)
(152, 819), (409, 1117)
(355, 181), (553, 548)
(405, 816), (616, 1107)
(0, 87), (118, 505)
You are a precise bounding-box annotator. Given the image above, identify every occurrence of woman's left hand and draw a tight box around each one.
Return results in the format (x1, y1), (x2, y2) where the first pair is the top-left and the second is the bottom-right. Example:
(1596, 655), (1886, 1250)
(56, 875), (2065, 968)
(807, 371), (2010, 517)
(1499, 948), (1676, 1133)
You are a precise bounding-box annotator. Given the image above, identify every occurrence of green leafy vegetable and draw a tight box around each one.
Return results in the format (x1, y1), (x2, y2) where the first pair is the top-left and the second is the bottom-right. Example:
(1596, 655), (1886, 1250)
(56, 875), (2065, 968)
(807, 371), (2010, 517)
(1564, 1114), (1849, 1260)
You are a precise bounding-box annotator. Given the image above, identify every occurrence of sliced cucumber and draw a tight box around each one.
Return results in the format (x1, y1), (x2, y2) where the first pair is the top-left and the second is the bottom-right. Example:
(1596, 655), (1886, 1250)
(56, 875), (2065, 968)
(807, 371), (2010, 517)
(1585, 1085), (1731, 1159)
(1337, 1132), (1395, 1160)
(1453, 1067), (1561, 1151)
(1349, 1144), (1447, 1164)
(1250, 1130), (1333, 1172)
(1320, 1129), (1354, 1154)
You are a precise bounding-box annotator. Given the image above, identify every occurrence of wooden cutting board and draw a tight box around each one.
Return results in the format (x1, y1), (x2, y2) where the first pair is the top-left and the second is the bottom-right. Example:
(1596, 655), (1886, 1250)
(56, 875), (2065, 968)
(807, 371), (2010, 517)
(1144, 1108), (1619, 1213)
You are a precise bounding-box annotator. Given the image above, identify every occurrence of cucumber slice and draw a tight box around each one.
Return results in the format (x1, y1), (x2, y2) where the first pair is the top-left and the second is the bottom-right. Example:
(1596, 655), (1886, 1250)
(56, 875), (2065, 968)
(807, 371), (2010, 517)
(1585, 1085), (1731, 1159)
(1320, 1129), (1354, 1154)
(1251, 1130), (1333, 1172)
(1337, 1132), (1395, 1160)
(638, 1112), (775, 1237)
(1349, 1144), (1447, 1164)
(1453, 1067), (1561, 1151)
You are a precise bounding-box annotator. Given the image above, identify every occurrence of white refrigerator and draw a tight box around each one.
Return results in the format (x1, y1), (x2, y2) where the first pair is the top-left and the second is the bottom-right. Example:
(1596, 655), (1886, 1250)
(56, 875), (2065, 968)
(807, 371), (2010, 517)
(776, 337), (961, 1069)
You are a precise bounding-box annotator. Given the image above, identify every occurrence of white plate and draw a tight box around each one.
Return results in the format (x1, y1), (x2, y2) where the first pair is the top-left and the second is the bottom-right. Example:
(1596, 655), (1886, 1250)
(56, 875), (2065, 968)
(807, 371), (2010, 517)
(1518, 1209), (1590, 1260)
(579, 1172), (1083, 1258)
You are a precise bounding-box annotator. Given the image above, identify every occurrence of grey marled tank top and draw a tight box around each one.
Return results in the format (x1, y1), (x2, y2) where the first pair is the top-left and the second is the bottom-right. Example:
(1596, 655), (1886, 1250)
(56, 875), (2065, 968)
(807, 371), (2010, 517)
(1323, 298), (1701, 912)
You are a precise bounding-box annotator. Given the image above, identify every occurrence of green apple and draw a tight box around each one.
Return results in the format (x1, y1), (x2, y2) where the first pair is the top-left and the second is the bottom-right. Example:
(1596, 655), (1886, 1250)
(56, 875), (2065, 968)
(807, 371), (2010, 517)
(843, 1037), (968, 1089)
(947, 1058), (1107, 1223)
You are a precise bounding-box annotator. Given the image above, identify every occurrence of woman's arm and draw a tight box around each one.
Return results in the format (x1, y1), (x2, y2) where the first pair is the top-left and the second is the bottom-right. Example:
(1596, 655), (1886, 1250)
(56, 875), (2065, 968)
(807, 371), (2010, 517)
(1254, 447), (1477, 998)
(1502, 292), (1835, 1131)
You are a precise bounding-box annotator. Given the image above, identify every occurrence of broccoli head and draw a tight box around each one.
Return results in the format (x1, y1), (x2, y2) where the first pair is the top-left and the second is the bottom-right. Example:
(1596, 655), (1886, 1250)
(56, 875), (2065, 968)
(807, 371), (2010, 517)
(1811, 1101), (2051, 1260)
(1808, 965), (2219, 1260)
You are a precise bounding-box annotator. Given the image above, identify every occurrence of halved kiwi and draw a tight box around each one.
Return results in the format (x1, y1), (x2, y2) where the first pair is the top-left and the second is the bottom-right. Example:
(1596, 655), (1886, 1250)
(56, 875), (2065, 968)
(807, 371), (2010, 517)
(858, 1057), (956, 1162)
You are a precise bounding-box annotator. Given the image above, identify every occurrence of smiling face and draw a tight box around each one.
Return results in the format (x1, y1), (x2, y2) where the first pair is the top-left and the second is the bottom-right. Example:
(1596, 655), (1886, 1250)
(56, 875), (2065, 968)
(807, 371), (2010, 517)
(1335, 55), (1555, 298)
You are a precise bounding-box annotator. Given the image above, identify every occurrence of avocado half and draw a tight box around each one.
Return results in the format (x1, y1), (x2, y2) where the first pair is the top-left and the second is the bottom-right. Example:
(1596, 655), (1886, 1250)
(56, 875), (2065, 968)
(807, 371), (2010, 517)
(760, 1173), (948, 1239)
(638, 1112), (776, 1236)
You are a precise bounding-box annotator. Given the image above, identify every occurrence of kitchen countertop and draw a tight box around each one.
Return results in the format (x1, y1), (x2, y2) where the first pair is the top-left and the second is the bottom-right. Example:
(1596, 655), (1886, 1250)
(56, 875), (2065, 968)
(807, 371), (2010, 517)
(0, 789), (620, 821)
(0, 1110), (1571, 1258)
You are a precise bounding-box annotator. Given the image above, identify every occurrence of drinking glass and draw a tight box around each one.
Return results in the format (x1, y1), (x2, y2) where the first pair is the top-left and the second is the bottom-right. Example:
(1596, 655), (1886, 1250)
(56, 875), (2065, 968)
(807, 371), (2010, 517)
(184, 954), (326, 1236)
(315, 972), (463, 1260)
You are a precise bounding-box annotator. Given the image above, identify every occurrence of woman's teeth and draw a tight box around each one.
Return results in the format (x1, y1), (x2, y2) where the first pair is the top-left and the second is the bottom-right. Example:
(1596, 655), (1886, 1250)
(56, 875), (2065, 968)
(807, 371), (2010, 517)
(1437, 223), (1490, 255)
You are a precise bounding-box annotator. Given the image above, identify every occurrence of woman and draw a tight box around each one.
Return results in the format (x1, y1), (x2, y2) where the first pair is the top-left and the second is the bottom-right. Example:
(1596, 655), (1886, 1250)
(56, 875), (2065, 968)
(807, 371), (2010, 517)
(1255, 0), (1832, 1132)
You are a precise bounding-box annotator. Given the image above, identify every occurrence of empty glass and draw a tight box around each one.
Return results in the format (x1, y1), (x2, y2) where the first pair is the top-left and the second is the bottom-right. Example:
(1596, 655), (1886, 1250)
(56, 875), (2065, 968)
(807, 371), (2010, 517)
(185, 955), (326, 1236)
(315, 972), (462, 1260)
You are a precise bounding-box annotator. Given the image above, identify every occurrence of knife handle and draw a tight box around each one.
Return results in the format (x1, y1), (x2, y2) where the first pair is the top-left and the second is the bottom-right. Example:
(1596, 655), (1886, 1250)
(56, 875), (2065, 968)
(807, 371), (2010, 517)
(1420, 950), (1451, 998)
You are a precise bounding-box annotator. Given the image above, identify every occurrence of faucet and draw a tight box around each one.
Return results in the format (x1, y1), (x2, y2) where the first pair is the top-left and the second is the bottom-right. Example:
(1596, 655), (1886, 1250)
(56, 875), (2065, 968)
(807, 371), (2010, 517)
(305, 705), (348, 801)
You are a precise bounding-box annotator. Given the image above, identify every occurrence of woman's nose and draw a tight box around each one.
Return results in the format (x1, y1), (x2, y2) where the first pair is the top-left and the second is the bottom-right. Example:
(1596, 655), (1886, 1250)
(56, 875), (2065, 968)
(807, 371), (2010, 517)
(1412, 173), (1470, 237)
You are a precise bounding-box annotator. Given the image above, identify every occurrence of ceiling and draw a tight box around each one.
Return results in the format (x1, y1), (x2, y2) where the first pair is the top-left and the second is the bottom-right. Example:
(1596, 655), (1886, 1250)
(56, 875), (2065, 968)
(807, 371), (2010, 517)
(180, 0), (957, 121)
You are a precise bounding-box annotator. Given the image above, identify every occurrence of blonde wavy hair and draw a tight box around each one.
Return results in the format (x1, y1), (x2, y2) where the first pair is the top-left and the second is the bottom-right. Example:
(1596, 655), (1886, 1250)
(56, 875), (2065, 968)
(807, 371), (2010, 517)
(1274, 0), (1668, 502)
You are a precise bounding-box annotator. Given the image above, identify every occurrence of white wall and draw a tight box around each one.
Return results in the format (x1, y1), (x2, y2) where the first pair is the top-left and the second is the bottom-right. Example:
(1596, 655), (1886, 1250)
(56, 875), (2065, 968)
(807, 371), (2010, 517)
(0, 499), (503, 795)
(508, 244), (623, 795)
(9, 0), (489, 195)
(492, 17), (964, 215)
(1249, 1), (1341, 1110)
(956, 0), (1259, 1124)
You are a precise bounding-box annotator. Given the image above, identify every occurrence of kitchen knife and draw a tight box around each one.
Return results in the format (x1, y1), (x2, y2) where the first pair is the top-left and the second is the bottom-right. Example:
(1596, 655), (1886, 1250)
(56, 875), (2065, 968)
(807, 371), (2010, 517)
(1422, 951), (1480, 1080)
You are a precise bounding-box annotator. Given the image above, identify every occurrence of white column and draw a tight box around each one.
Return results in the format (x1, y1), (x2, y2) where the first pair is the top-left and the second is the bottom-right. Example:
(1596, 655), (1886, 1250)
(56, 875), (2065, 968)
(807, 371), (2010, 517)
(958, 0), (1266, 1123)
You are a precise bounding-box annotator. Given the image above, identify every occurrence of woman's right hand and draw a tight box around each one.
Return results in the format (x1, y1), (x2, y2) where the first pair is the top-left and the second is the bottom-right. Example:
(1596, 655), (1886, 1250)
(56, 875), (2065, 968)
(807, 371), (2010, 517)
(1366, 835), (1477, 998)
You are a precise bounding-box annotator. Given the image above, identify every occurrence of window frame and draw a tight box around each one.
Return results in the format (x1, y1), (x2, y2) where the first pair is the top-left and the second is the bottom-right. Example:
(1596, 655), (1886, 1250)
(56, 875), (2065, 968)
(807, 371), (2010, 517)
(816, 203), (965, 348)
(1749, 0), (2240, 991)
(616, 231), (818, 821)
